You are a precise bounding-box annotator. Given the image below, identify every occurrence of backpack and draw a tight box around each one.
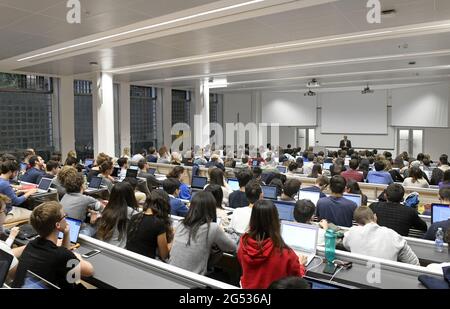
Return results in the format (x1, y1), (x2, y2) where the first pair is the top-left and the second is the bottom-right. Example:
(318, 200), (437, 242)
(404, 192), (420, 208)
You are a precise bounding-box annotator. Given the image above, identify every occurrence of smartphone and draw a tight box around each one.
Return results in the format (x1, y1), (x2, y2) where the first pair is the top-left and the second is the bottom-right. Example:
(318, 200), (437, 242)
(323, 263), (337, 275)
(81, 249), (101, 259)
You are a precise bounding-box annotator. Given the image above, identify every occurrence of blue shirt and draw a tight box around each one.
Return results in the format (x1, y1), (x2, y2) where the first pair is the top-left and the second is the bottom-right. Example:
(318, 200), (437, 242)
(423, 219), (450, 241)
(317, 196), (357, 227)
(178, 183), (191, 200)
(0, 178), (26, 213)
(367, 171), (394, 185)
(169, 196), (189, 217)
(21, 167), (45, 184)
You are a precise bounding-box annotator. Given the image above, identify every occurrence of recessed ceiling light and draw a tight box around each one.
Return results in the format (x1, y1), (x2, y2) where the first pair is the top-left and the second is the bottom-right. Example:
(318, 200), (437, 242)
(408, 61), (416, 65)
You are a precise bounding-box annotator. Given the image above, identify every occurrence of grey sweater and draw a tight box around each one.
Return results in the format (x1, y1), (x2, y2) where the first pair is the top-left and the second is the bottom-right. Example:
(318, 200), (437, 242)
(169, 222), (236, 275)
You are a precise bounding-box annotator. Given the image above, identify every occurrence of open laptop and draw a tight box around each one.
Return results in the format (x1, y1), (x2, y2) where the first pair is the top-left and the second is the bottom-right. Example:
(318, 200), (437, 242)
(58, 217), (82, 250)
(322, 162), (332, 170)
(35, 177), (53, 194)
(0, 249), (14, 287)
(261, 185), (278, 200)
(191, 176), (208, 190)
(343, 193), (362, 207)
(298, 189), (321, 206)
(84, 176), (103, 192)
(227, 178), (240, 191)
(276, 166), (287, 174)
(148, 168), (156, 176)
(274, 201), (296, 221)
(281, 221), (319, 266)
(84, 159), (94, 168)
(431, 203), (450, 223)
(126, 167), (139, 178)
(22, 270), (60, 289)
(111, 166), (120, 178)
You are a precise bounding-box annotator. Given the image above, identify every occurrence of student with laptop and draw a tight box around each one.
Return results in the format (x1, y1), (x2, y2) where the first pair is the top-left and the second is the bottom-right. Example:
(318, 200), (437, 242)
(166, 166), (191, 200)
(86, 153), (110, 182)
(60, 168), (104, 236)
(229, 181), (263, 234)
(423, 188), (450, 241)
(36, 160), (60, 184)
(343, 207), (420, 265)
(169, 191), (236, 275)
(228, 169), (252, 209)
(301, 176), (329, 198)
(12, 201), (94, 288)
(126, 190), (173, 260)
(95, 182), (140, 248)
(237, 199), (307, 289)
(280, 179), (301, 202)
(20, 156), (46, 184)
(205, 167), (232, 207)
(98, 161), (115, 193)
(137, 159), (162, 190)
(116, 157), (129, 181)
(345, 180), (368, 206)
(204, 185), (229, 229)
(163, 178), (189, 217)
(369, 183), (427, 236)
(293, 199), (329, 246)
(0, 160), (37, 224)
(316, 176), (358, 228)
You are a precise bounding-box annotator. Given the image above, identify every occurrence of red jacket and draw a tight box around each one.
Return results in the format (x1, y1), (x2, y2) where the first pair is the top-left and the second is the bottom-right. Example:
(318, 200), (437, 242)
(237, 234), (306, 289)
(341, 169), (364, 183)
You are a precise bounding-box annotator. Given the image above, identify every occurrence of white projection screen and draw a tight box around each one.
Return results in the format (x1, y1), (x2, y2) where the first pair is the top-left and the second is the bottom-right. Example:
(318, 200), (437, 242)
(261, 92), (317, 126)
(320, 90), (388, 134)
(391, 84), (449, 127)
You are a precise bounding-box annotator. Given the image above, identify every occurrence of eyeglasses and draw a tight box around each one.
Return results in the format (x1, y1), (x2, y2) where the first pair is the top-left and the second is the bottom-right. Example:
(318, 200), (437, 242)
(59, 214), (68, 222)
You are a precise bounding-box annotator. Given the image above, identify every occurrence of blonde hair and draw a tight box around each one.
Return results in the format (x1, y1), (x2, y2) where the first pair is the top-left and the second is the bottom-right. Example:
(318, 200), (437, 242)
(67, 150), (77, 159)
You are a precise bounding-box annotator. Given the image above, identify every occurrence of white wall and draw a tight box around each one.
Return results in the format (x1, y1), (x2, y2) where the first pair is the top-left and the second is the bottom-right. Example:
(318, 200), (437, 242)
(424, 128), (450, 160)
(223, 92), (252, 124)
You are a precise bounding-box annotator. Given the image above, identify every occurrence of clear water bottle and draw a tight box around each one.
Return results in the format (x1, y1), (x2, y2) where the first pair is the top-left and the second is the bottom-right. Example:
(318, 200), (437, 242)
(325, 229), (336, 264)
(435, 227), (444, 253)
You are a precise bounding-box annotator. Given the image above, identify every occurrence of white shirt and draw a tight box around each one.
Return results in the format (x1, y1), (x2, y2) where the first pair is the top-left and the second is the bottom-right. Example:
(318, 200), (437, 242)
(131, 154), (145, 163)
(402, 177), (429, 188)
(229, 207), (253, 234)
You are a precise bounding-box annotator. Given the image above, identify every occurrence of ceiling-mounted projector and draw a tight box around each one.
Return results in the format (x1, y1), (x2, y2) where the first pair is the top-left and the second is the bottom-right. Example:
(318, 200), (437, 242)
(306, 78), (320, 88)
(304, 89), (317, 96)
(361, 84), (374, 94)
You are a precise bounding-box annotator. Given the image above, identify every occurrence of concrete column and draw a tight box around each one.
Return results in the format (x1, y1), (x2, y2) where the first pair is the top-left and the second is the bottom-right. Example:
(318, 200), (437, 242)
(193, 80), (210, 147)
(57, 76), (75, 159)
(92, 72), (115, 156)
(161, 87), (172, 147)
(119, 82), (131, 155)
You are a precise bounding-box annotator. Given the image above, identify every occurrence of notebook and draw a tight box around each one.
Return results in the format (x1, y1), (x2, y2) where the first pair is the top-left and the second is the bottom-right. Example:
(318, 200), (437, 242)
(281, 221), (319, 266)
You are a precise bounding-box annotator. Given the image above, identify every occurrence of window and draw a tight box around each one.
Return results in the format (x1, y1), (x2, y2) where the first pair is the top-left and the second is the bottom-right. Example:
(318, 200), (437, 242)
(74, 80), (93, 160)
(130, 86), (157, 154)
(0, 73), (54, 159)
(172, 90), (191, 126)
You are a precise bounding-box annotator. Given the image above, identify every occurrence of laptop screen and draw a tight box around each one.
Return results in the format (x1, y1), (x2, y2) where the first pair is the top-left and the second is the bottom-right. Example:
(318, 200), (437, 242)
(88, 176), (102, 189)
(298, 190), (321, 206)
(0, 250), (14, 287)
(58, 217), (82, 244)
(322, 162), (332, 170)
(274, 201), (295, 221)
(38, 178), (53, 191)
(227, 179), (240, 191)
(262, 185), (278, 200)
(281, 221), (318, 253)
(191, 176), (208, 189)
(111, 166), (120, 178)
(431, 204), (450, 223)
(252, 160), (260, 167)
(343, 193), (362, 207)
(126, 168), (138, 178)
(84, 159), (94, 168)
(276, 166), (287, 173)
(22, 270), (60, 289)
(148, 168), (156, 175)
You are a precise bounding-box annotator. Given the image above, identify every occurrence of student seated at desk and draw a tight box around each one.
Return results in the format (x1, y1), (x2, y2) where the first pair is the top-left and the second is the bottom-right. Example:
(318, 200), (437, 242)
(169, 191), (236, 275)
(60, 168), (103, 236)
(205, 184), (229, 229)
(228, 169), (252, 209)
(126, 190), (172, 260)
(341, 159), (364, 183)
(346, 180), (368, 206)
(316, 176), (357, 228)
(438, 170), (450, 189)
(95, 182), (140, 248)
(20, 155), (45, 185)
(367, 160), (394, 185)
(301, 176), (329, 198)
(423, 188), (450, 241)
(137, 159), (162, 190)
(205, 167), (231, 207)
(343, 207), (420, 265)
(146, 147), (158, 163)
(36, 160), (60, 184)
(166, 166), (191, 200)
(12, 201), (94, 289)
(0, 194), (26, 280)
(280, 179), (301, 202)
(403, 166), (429, 188)
(117, 157), (129, 181)
(0, 159), (37, 224)
(122, 177), (147, 207)
(98, 160), (114, 193)
(294, 200), (327, 246)
(86, 153), (110, 182)
(229, 181), (263, 234)
(369, 184), (427, 236)
(237, 200), (307, 289)
(163, 178), (189, 217)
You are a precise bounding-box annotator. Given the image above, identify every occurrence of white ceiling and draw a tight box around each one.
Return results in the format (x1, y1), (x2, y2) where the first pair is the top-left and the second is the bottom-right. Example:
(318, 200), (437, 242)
(1, 0), (450, 91)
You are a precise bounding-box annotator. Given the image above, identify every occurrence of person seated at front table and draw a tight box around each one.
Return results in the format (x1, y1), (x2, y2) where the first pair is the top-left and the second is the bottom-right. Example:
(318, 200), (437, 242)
(316, 175), (357, 228)
(423, 188), (450, 241)
(12, 201), (94, 288)
(237, 200), (307, 289)
(343, 207), (420, 265)
(162, 178), (189, 217)
(280, 179), (301, 202)
(367, 160), (394, 185)
(20, 155), (45, 184)
(301, 176), (329, 198)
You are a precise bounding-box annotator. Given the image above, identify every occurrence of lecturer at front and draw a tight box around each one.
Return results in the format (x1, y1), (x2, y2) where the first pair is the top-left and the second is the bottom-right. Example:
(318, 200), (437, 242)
(339, 136), (352, 151)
